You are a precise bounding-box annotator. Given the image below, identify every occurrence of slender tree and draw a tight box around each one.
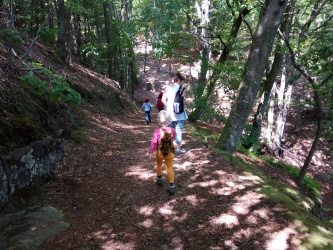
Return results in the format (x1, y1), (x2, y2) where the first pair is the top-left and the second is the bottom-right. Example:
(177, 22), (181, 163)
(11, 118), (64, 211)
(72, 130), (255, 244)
(188, 6), (251, 122)
(7, 0), (14, 68)
(216, 0), (287, 154)
(57, 0), (67, 61)
(251, 1), (295, 152)
(196, 0), (211, 91)
(103, 0), (113, 79)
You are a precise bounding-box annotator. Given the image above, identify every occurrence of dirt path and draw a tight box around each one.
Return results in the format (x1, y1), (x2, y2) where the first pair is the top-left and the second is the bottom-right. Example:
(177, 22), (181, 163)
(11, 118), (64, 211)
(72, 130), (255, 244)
(41, 101), (306, 250)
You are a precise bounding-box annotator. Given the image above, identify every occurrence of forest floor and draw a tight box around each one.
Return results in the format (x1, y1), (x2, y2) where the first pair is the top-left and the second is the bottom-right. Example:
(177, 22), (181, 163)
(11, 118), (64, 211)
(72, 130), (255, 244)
(41, 99), (303, 250)
(38, 49), (333, 249)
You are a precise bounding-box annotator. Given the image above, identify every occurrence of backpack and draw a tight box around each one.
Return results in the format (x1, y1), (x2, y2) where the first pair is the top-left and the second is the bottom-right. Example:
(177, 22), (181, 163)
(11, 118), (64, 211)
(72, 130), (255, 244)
(159, 129), (175, 156)
(173, 85), (185, 114)
(157, 98), (164, 111)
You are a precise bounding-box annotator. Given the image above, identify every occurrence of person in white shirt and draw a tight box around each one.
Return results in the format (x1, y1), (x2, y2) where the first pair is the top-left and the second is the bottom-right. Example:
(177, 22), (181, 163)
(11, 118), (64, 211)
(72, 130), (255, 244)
(162, 72), (188, 154)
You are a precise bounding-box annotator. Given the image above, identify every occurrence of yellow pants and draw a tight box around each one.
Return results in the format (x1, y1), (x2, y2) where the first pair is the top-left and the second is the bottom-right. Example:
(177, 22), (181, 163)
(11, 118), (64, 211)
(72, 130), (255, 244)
(156, 150), (174, 183)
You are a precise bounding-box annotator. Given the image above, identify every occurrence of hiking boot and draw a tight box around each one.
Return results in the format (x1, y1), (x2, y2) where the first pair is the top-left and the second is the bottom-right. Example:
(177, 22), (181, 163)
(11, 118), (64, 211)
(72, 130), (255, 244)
(156, 177), (163, 186)
(176, 149), (186, 155)
(168, 185), (175, 195)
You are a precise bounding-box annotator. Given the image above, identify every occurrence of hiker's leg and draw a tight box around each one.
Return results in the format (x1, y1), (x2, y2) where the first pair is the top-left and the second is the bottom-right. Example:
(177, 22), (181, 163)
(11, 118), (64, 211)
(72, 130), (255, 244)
(148, 111), (151, 122)
(164, 152), (174, 184)
(145, 111), (149, 123)
(172, 120), (185, 150)
(156, 151), (163, 177)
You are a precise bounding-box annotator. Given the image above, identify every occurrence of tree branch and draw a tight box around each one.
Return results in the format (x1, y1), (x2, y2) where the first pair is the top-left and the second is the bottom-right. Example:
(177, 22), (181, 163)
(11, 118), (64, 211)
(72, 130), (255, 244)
(277, 29), (314, 85)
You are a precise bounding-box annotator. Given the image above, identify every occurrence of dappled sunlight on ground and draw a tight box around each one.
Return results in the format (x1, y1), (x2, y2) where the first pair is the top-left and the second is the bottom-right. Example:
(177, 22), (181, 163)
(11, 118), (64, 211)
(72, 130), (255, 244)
(266, 227), (299, 250)
(42, 53), (333, 249)
(210, 214), (240, 228)
(43, 101), (333, 250)
(184, 195), (206, 206)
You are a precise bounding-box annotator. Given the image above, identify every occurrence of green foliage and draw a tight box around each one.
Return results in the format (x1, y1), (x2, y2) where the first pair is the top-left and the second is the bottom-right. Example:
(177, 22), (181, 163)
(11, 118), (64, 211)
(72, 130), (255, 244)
(74, 129), (85, 144)
(187, 84), (226, 123)
(265, 158), (321, 197)
(187, 122), (219, 148)
(236, 145), (321, 198)
(323, 119), (333, 142)
(238, 124), (260, 152)
(216, 61), (245, 90)
(21, 67), (81, 108)
(3, 28), (23, 45)
(139, 0), (184, 60)
(37, 25), (58, 43)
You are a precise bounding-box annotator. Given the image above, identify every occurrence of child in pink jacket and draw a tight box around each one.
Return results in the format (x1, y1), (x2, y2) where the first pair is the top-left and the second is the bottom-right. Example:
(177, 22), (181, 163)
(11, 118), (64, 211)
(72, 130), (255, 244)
(148, 110), (176, 195)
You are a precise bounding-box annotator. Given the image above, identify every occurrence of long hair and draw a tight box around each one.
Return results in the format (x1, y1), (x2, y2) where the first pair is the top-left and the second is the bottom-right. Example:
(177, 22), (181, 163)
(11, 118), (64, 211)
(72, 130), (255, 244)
(159, 130), (175, 156)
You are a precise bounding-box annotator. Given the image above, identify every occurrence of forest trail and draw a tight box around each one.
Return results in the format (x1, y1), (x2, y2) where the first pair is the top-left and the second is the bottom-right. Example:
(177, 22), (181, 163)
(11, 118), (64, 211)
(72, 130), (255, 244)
(0, 40), (330, 249)
(40, 96), (309, 250)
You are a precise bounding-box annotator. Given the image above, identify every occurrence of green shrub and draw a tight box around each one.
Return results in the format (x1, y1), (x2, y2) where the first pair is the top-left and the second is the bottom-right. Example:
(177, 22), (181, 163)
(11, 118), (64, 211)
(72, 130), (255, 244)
(3, 28), (23, 45)
(22, 67), (81, 108)
(238, 124), (260, 152)
(74, 129), (85, 144)
(38, 25), (58, 43)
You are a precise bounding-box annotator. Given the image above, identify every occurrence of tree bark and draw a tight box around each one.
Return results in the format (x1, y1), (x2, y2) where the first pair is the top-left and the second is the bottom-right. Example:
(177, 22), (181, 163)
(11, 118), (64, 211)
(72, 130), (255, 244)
(197, 0), (211, 91)
(57, 0), (67, 62)
(7, 0), (14, 68)
(251, 0), (295, 151)
(188, 7), (250, 122)
(216, 0), (287, 154)
(297, 87), (322, 183)
(273, 65), (293, 157)
(265, 82), (276, 153)
(279, 28), (325, 184)
(103, 1), (112, 78)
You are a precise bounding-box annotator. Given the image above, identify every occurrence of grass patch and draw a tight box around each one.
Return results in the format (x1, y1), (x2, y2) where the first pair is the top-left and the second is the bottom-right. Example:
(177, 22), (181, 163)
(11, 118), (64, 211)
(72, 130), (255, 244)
(187, 122), (219, 147)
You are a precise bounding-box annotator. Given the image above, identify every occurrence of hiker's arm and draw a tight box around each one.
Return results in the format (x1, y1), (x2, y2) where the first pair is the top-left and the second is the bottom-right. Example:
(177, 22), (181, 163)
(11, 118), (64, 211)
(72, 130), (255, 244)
(149, 129), (159, 154)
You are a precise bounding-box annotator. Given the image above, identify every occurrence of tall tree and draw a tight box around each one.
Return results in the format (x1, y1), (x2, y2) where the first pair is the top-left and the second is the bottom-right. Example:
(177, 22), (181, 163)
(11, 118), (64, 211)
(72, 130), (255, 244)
(188, 5), (251, 122)
(103, 0), (113, 79)
(196, 0), (211, 91)
(7, 0), (14, 68)
(216, 0), (287, 154)
(57, 0), (67, 61)
(251, 0), (295, 152)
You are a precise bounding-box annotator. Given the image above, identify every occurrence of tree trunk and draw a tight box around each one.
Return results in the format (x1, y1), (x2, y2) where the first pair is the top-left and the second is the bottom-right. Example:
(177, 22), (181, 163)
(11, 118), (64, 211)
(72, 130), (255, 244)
(65, 6), (72, 61)
(144, 35), (148, 73)
(265, 82), (276, 153)
(216, 0), (287, 154)
(197, 0), (211, 92)
(74, 14), (83, 62)
(7, 0), (14, 68)
(103, 1), (112, 78)
(188, 7), (250, 122)
(281, 23), (325, 184)
(252, 0), (295, 148)
(57, 0), (67, 62)
(297, 87), (322, 184)
(273, 65), (293, 157)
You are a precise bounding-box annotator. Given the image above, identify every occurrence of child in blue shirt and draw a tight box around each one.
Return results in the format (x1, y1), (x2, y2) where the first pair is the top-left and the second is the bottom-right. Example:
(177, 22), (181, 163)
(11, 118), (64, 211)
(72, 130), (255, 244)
(142, 97), (153, 124)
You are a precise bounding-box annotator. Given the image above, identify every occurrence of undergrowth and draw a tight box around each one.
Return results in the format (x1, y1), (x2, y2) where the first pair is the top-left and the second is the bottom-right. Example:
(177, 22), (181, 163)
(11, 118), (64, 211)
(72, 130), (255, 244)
(187, 122), (333, 248)
(188, 123), (322, 202)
